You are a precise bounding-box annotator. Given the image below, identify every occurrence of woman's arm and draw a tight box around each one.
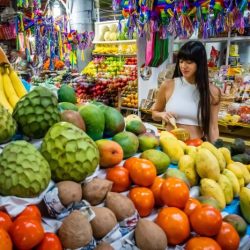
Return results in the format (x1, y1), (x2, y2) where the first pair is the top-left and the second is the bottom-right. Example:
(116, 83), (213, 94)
(208, 85), (221, 142)
(152, 79), (175, 123)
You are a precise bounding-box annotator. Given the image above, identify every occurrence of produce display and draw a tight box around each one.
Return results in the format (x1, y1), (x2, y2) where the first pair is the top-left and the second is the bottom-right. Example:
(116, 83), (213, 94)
(78, 56), (138, 107)
(93, 44), (137, 55)
(0, 80), (250, 249)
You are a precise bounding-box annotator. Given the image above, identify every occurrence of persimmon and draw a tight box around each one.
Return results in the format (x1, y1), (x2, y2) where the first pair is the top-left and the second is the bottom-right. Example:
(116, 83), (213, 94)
(123, 157), (138, 172)
(190, 205), (222, 237)
(183, 198), (202, 217)
(16, 205), (41, 221)
(36, 232), (62, 250)
(185, 138), (203, 147)
(156, 207), (190, 245)
(128, 158), (156, 187)
(0, 228), (12, 250)
(0, 211), (13, 232)
(160, 177), (189, 209)
(129, 187), (154, 217)
(186, 237), (222, 250)
(215, 222), (240, 250)
(150, 177), (165, 207)
(106, 166), (131, 192)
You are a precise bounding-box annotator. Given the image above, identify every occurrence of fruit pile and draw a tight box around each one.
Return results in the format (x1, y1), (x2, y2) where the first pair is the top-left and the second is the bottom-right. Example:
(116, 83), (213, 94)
(0, 63), (27, 114)
(121, 80), (138, 108)
(0, 82), (250, 249)
(92, 44), (137, 55)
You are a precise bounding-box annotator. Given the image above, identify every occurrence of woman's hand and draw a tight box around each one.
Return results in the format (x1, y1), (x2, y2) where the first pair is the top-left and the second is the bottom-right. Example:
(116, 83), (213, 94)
(160, 112), (177, 124)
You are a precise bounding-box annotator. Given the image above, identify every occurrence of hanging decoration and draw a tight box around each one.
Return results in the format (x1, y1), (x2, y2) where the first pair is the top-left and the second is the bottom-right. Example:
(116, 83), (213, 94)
(118, 0), (250, 39)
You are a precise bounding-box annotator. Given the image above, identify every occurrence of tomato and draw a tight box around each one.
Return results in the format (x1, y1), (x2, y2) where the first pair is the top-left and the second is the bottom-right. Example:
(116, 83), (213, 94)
(215, 222), (240, 250)
(129, 187), (154, 217)
(128, 158), (156, 187)
(156, 207), (190, 245)
(190, 205), (222, 237)
(0, 211), (13, 232)
(160, 177), (189, 209)
(185, 237), (222, 250)
(106, 166), (131, 192)
(36, 232), (62, 250)
(10, 217), (44, 249)
(185, 138), (203, 147)
(0, 228), (12, 250)
(150, 177), (165, 207)
(183, 198), (202, 217)
(16, 205), (41, 221)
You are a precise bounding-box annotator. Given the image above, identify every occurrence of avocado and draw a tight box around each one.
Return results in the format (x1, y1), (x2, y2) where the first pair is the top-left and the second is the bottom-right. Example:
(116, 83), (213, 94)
(231, 138), (246, 156)
(213, 138), (224, 148)
(232, 153), (250, 164)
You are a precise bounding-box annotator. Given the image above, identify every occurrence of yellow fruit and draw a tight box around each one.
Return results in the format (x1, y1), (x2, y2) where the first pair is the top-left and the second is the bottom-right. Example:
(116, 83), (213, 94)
(238, 177), (245, 188)
(9, 68), (27, 98)
(2, 69), (19, 108)
(223, 169), (240, 197)
(185, 145), (197, 160)
(227, 163), (244, 179)
(178, 140), (187, 151)
(200, 178), (226, 210)
(195, 148), (220, 181)
(218, 174), (234, 205)
(218, 147), (233, 165)
(160, 131), (177, 140)
(201, 142), (226, 172)
(239, 187), (250, 223)
(160, 137), (184, 164)
(233, 162), (250, 185)
(178, 155), (198, 186)
(0, 72), (12, 112)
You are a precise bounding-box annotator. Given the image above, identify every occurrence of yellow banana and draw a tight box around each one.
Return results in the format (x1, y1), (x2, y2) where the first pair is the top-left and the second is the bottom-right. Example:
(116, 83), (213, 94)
(218, 147), (233, 165)
(2, 67), (19, 108)
(200, 178), (226, 210)
(9, 67), (27, 98)
(223, 169), (240, 197)
(0, 69), (13, 112)
(227, 162), (244, 179)
(218, 174), (234, 205)
(201, 142), (226, 172)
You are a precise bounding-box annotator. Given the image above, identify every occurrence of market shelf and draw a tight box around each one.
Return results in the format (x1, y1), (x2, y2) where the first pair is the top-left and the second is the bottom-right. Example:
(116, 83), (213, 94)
(92, 39), (136, 44)
(174, 36), (250, 44)
(120, 106), (139, 111)
(92, 53), (136, 57)
(218, 120), (250, 129)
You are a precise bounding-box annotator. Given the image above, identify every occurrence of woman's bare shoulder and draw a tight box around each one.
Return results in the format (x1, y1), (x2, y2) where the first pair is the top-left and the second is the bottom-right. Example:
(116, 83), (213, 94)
(160, 79), (174, 90)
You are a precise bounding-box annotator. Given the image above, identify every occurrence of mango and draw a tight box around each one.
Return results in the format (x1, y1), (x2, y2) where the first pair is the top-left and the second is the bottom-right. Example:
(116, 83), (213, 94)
(222, 169), (240, 197)
(178, 155), (198, 186)
(239, 187), (250, 223)
(197, 196), (221, 211)
(163, 168), (190, 187)
(200, 178), (226, 210)
(234, 162), (250, 185)
(223, 214), (247, 237)
(218, 147), (233, 165)
(195, 148), (220, 181)
(160, 137), (184, 164)
(185, 145), (197, 160)
(138, 133), (159, 152)
(125, 120), (146, 135)
(218, 174), (233, 205)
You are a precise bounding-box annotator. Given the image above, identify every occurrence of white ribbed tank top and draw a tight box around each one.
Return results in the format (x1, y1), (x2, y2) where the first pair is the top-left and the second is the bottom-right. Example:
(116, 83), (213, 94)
(165, 77), (200, 126)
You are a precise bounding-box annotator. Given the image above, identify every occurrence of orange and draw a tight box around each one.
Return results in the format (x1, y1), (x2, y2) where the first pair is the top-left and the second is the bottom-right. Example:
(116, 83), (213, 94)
(215, 222), (240, 250)
(156, 207), (190, 245)
(186, 237), (222, 250)
(190, 205), (222, 237)
(160, 177), (189, 209)
(129, 187), (154, 217)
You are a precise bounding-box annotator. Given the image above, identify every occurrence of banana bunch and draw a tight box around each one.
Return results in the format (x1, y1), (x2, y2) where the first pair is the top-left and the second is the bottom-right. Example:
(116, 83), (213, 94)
(0, 64), (27, 113)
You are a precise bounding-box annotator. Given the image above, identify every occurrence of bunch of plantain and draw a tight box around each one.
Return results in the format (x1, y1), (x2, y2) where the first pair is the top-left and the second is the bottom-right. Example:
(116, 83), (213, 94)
(0, 63), (27, 113)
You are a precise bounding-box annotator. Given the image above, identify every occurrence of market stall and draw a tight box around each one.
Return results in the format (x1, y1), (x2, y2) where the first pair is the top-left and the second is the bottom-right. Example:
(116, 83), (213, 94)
(0, 0), (250, 249)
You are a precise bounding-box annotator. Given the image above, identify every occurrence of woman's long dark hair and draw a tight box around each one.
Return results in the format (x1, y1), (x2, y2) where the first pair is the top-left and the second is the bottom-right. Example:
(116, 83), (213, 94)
(173, 41), (210, 138)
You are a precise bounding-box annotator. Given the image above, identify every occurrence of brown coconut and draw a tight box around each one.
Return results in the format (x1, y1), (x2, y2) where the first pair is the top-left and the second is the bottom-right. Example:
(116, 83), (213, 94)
(105, 192), (136, 221)
(58, 210), (93, 249)
(91, 207), (117, 239)
(135, 219), (168, 250)
(82, 178), (113, 205)
(57, 181), (82, 206)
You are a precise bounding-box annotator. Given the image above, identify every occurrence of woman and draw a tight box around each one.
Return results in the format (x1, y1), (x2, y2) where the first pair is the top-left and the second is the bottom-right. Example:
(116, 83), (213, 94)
(152, 41), (221, 142)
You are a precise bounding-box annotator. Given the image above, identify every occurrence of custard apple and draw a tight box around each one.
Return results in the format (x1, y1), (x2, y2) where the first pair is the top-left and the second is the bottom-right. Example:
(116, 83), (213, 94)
(0, 141), (51, 197)
(0, 104), (16, 144)
(41, 122), (99, 182)
(13, 86), (61, 138)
